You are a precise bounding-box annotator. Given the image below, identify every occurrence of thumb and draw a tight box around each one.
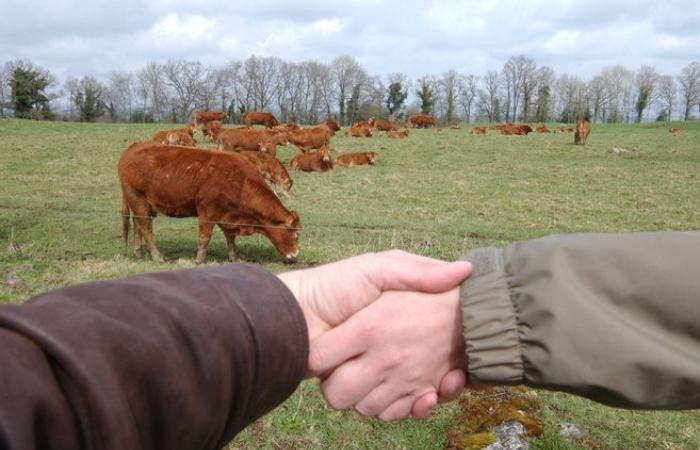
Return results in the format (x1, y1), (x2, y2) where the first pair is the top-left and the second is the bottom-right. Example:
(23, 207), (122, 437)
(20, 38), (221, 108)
(371, 251), (473, 293)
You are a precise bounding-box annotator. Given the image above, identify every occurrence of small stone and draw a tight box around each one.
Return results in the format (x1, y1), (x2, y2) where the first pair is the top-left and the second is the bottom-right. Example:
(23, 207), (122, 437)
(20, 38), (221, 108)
(484, 421), (529, 450)
(559, 422), (583, 441)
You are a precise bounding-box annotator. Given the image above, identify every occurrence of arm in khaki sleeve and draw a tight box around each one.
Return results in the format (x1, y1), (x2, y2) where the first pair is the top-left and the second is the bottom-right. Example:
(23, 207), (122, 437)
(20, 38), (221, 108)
(460, 231), (700, 409)
(0, 264), (308, 450)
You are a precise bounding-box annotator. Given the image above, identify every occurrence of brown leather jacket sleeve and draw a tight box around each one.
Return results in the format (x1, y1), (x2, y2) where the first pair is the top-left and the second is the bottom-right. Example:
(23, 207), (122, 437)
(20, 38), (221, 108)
(0, 263), (308, 450)
(460, 231), (700, 409)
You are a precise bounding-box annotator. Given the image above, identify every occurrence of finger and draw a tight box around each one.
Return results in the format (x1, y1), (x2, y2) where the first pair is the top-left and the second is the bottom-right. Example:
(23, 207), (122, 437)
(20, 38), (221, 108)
(354, 383), (405, 417)
(370, 251), (472, 293)
(319, 358), (381, 410)
(379, 395), (417, 422)
(438, 369), (467, 403)
(308, 315), (369, 376)
(410, 391), (438, 419)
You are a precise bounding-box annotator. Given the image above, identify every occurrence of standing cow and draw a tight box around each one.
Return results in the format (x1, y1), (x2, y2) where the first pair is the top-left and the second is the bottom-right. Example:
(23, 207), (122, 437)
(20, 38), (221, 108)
(574, 118), (591, 145)
(244, 111), (280, 129)
(119, 143), (301, 264)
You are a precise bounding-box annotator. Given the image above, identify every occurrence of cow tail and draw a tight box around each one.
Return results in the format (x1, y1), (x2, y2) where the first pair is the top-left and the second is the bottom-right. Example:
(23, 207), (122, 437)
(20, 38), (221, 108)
(121, 192), (130, 256)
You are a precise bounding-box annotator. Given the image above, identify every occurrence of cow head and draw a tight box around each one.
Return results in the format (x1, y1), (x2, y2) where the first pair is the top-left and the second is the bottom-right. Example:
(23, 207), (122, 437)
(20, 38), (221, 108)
(320, 146), (332, 163)
(367, 152), (378, 164)
(268, 211), (301, 262)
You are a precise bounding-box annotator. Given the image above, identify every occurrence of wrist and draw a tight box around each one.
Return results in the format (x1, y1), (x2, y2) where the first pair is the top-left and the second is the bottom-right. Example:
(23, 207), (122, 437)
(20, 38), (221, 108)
(277, 271), (325, 342)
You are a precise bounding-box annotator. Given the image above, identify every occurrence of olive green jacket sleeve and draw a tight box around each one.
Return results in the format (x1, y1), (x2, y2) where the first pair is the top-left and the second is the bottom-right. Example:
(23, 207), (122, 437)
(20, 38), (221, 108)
(460, 231), (700, 409)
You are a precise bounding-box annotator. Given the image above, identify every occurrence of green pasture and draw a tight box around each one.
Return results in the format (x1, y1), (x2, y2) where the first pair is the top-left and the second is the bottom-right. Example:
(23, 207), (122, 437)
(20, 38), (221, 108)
(1, 118), (699, 449)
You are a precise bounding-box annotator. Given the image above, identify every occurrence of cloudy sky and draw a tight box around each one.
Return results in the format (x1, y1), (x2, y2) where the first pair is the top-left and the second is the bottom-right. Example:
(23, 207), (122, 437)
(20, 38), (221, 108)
(2, 0), (699, 80)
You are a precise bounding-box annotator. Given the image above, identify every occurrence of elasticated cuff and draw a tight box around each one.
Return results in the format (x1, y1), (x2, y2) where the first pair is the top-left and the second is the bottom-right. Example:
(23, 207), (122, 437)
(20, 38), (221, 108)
(460, 247), (524, 384)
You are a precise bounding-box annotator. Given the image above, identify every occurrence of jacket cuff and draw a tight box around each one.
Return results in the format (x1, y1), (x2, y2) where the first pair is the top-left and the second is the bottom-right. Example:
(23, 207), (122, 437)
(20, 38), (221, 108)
(460, 248), (524, 384)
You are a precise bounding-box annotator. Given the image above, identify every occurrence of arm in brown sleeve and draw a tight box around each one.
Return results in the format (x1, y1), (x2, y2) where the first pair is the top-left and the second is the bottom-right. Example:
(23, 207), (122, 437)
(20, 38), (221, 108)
(460, 231), (700, 409)
(0, 263), (308, 450)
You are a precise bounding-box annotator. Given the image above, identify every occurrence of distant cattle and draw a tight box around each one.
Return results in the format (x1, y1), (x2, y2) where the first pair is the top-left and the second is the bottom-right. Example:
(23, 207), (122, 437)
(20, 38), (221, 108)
(374, 119), (400, 131)
(287, 127), (332, 152)
(118, 143), (301, 264)
(194, 110), (227, 125)
(346, 123), (374, 138)
(317, 118), (341, 135)
(500, 125), (527, 136)
(517, 124), (533, 134)
(272, 123), (301, 133)
(336, 151), (378, 167)
(151, 123), (197, 143)
(237, 151), (293, 198)
(669, 127), (683, 134)
(387, 129), (409, 139)
(556, 126), (574, 133)
(165, 131), (197, 147)
(290, 146), (333, 172)
(408, 114), (436, 128)
(574, 118), (591, 145)
(217, 128), (287, 155)
(471, 127), (487, 135)
(244, 111), (280, 129)
(535, 124), (551, 133)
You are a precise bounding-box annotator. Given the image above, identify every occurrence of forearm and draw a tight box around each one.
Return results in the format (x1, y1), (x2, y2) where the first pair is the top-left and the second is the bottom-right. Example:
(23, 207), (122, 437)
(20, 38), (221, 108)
(0, 264), (308, 450)
(460, 231), (700, 409)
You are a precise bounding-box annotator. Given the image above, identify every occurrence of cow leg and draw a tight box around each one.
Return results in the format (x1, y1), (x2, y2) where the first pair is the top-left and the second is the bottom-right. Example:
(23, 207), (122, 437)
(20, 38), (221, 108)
(132, 215), (144, 258)
(133, 212), (164, 263)
(220, 226), (239, 262)
(195, 220), (215, 264)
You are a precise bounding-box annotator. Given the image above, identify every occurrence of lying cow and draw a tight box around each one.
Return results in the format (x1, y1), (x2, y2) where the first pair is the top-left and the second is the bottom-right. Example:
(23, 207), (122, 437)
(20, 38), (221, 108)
(290, 146), (333, 172)
(194, 110), (227, 125)
(535, 124), (550, 133)
(470, 127), (487, 135)
(165, 131), (197, 146)
(574, 118), (591, 145)
(669, 127), (683, 134)
(244, 111), (280, 129)
(336, 151), (378, 167)
(237, 151), (293, 198)
(118, 143), (301, 264)
(345, 123), (374, 138)
(287, 127), (332, 152)
(151, 123), (197, 143)
(387, 129), (409, 139)
(500, 125), (527, 136)
(556, 126), (574, 133)
(373, 119), (399, 132)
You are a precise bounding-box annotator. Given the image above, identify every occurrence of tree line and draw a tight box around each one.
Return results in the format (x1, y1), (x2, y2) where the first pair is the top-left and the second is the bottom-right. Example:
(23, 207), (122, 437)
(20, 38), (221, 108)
(1, 55), (699, 125)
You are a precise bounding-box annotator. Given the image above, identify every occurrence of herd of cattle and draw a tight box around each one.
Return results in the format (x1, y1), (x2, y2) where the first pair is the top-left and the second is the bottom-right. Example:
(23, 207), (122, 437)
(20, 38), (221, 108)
(118, 110), (597, 264)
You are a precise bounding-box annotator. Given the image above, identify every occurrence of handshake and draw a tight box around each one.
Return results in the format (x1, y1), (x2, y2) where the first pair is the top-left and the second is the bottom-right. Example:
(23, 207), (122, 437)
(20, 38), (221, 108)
(278, 250), (479, 421)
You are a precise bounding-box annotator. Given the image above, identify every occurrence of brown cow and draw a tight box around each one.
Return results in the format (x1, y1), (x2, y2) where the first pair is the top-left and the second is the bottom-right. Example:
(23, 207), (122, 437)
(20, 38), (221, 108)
(470, 127), (487, 135)
(517, 124), (533, 134)
(535, 124), (550, 133)
(237, 151), (293, 198)
(374, 119), (399, 131)
(290, 146), (333, 172)
(244, 111), (280, 129)
(574, 118), (591, 145)
(556, 126), (574, 133)
(202, 120), (222, 141)
(194, 110), (227, 125)
(118, 143), (301, 264)
(500, 125), (526, 136)
(151, 123), (197, 143)
(165, 131), (197, 146)
(408, 114), (436, 128)
(336, 151), (378, 167)
(317, 118), (341, 136)
(217, 128), (287, 156)
(387, 129), (409, 139)
(345, 123), (374, 138)
(669, 127), (683, 134)
(272, 123), (301, 133)
(287, 127), (332, 152)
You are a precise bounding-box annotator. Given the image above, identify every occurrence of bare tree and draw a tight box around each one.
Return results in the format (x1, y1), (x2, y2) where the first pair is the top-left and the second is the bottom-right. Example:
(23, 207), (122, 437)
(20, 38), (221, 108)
(136, 62), (167, 122)
(478, 70), (501, 122)
(502, 55), (535, 122)
(243, 55), (282, 113)
(656, 75), (677, 122)
(105, 71), (135, 122)
(555, 74), (588, 123)
(161, 60), (210, 122)
(0, 62), (11, 117)
(438, 69), (462, 124)
(634, 65), (658, 123)
(678, 61), (700, 120)
(415, 75), (437, 115)
(331, 56), (366, 125)
(598, 66), (634, 123)
(458, 74), (478, 123)
(519, 58), (538, 122)
(534, 66), (555, 123)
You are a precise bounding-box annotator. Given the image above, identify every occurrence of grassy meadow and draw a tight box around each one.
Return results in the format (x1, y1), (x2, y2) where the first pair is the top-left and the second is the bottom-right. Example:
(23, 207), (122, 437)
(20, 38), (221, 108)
(1, 118), (699, 449)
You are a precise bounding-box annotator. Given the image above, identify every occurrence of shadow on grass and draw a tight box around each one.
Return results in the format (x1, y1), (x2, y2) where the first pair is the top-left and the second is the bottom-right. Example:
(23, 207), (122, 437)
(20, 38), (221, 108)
(152, 237), (286, 265)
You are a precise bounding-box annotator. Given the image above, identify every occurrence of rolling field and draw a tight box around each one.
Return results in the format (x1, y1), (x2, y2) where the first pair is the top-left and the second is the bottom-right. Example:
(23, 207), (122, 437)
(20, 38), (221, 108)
(1, 118), (699, 449)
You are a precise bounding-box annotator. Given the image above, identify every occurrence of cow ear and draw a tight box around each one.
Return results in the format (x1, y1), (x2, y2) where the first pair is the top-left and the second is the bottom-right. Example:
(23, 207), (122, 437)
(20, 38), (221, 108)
(286, 211), (299, 227)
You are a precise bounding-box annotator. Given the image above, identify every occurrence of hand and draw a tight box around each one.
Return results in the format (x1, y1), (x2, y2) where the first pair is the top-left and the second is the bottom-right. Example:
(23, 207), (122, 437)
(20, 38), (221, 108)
(278, 251), (472, 418)
(306, 287), (467, 421)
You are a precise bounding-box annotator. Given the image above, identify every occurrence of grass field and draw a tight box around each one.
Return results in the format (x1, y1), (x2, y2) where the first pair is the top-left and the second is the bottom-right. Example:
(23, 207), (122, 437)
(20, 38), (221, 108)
(1, 118), (699, 449)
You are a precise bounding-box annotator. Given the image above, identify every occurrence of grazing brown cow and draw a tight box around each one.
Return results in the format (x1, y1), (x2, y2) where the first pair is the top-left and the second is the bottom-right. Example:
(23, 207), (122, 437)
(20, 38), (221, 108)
(118, 143), (301, 264)
(244, 111), (280, 129)
(151, 123), (197, 143)
(166, 131), (197, 146)
(217, 129), (287, 156)
(574, 118), (591, 145)
(194, 110), (227, 125)
(374, 119), (399, 131)
(345, 123), (374, 137)
(669, 127), (683, 134)
(290, 146), (333, 172)
(535, 124), (551, 133)
(317, 118), (341, 135)
(237, 151), (293, 198)
(202, 120), (222, 141)
(336, 151), (378, 167)
(287, 127), (332, 152)
(471, 127), (487, 135)
(407, 114), (436, 128)
(387, 129), (409, 139)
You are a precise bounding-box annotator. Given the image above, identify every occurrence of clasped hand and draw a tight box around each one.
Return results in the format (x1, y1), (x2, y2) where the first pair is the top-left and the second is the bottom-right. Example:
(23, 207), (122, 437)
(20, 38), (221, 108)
(278, 250), (473, 421)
